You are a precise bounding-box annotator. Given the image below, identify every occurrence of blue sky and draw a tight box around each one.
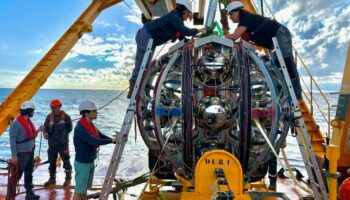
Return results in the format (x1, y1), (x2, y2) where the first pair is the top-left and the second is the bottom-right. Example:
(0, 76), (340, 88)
(0, 0), (349, 91)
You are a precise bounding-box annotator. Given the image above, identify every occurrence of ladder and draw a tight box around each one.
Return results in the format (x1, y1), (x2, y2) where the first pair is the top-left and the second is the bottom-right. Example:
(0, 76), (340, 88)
(99, 39), (154, 200)
(271, 37), (328, 199)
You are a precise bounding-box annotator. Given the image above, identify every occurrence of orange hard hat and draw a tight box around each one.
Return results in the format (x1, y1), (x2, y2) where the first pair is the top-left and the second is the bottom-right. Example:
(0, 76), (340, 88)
(50, 99), (62, 107)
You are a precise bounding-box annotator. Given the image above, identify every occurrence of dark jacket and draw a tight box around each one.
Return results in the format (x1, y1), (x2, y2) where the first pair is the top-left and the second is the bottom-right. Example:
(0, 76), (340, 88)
(145, 10), (199, 46)
(238, 12), (281, 48)
(73, 122), (112, 163)
(44, 112), (72, 147)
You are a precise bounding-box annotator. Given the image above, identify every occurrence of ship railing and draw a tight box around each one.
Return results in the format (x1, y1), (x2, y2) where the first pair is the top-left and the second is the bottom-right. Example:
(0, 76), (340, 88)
(250, 0), (331, 138)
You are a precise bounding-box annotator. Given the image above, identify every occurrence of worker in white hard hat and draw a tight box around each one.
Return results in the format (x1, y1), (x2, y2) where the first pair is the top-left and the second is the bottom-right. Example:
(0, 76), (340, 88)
(73, 100), (121, 200)
(9, 101), (43, 200)
(225, 1), (302, 100)
(128, 0), (207, 99)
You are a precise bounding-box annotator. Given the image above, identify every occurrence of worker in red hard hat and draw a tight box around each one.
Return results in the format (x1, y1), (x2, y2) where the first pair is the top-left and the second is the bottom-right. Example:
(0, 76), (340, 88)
(43, 99), (73, 187)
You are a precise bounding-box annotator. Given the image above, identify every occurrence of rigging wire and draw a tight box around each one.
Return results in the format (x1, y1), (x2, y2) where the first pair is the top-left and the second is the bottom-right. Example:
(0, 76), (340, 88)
(122, 0), (142, 18)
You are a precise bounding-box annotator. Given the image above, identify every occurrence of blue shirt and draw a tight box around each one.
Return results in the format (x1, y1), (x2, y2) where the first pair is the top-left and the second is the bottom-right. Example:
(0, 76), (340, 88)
(145, 10), (199, 46)
(73, 122), (112, 163)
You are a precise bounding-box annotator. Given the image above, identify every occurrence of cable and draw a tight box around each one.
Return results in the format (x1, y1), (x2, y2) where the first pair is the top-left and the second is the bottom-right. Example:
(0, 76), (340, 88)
(253, 118), (313, 195)
(122, 0), (142, 18)
(139, 117), (179, 199)
(72, 88), (128, 122)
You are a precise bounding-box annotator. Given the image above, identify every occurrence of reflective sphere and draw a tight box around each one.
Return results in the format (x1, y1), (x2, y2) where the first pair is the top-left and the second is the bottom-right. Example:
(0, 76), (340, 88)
(196, 96), (235, 131)
(195, 51), (231, 85)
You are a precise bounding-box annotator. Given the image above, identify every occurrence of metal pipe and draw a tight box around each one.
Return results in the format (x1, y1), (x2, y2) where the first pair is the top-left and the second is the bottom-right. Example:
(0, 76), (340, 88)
(205, 0), (218, 28)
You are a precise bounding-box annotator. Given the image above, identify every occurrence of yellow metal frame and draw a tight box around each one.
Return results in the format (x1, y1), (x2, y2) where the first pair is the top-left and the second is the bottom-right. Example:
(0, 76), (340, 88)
(180, 150), (251, 200)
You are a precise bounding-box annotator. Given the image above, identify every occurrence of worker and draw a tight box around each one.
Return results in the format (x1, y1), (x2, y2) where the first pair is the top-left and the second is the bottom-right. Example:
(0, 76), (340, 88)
(43, 99), (73, 187)
(128, 0), (207, 98)
(225, 1), (302, 99)
(73, 100), (121, 200)
(9, 101), (43, 200)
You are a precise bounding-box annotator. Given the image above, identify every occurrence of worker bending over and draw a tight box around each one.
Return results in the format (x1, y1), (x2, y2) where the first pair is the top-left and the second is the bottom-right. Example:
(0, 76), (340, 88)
(128, 0), (207, 98)
(225, 1), (302, 99)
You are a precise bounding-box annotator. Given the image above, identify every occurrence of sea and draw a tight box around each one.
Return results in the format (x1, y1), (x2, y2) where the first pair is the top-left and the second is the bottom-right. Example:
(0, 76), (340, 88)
(0, 88), (339, 193)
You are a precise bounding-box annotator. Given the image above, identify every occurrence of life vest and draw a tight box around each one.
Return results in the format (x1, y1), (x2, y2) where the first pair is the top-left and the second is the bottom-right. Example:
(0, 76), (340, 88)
(49, 111), (66, 129)
(17, 115), (37, 140)
(79, 117), (99, 149)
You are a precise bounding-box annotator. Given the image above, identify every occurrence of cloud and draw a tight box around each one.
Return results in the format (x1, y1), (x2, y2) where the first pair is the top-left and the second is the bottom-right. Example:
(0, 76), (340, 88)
(95, 21), (112, 27)
(45, 67), (131, 89)
(261, 0), (350, 88)
(30, 48), (44, 54)
(44, 34), (137, 89)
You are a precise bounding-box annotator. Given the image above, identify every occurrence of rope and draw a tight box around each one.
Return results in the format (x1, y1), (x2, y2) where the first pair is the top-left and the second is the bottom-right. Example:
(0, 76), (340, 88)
(6, 160), (19, 200)
(252, 118), (314, 195)
(72, 88), (128, 122)
(281, 148), (314, 195)
(139, 117), (179, 199)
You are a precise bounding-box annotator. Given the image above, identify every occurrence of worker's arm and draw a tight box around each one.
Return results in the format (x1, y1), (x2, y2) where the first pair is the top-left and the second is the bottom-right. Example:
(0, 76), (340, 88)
(225, 26), (247, 41)
(43, 115), (50, 139)
(98, 130), (112, 140)
(9, 122), (19, 157)
(170, 14), (199, 36)
(65, 114), (73, 133)
(77, 127), (112, 146)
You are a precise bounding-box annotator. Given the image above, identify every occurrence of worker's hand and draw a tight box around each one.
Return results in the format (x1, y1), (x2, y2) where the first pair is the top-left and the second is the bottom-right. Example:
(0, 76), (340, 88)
(37, 125), (44, 132)
(198, 27), (207, 34)
(44, 132), (49, 139)
(10, 156), (18, 164)
(112, 131), (123, 144)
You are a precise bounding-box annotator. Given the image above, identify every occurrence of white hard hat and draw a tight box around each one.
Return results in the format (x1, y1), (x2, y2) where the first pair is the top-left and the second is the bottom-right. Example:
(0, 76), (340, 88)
(227, 1), (244, 14)
(78, 100), (97, 111)
(176, 0), (193, 12)
(21, 101), (36, 110)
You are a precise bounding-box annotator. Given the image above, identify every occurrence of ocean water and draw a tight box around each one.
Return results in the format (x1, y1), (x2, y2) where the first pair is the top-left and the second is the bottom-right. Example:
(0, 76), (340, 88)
(0, 88), (339, 185)
(0, 88), (149, 184)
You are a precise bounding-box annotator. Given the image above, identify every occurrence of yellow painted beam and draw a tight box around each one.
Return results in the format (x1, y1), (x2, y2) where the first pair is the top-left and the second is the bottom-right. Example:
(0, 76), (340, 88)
(0, 0), (122, 136)
(326, 145), (340, 200)
(331, 41), (350, 167)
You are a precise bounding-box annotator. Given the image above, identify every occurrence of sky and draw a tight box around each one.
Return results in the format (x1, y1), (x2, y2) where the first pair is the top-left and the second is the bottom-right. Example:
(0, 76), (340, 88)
(0, 0), (349, 91)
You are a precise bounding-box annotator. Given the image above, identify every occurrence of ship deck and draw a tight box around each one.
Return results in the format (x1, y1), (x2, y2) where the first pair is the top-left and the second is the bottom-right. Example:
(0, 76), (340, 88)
(0, 163), (311, 199)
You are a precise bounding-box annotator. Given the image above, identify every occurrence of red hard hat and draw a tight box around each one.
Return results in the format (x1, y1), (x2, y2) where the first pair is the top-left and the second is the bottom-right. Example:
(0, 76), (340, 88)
(50, 99), (62, 107)
(340, 177), (350, 200)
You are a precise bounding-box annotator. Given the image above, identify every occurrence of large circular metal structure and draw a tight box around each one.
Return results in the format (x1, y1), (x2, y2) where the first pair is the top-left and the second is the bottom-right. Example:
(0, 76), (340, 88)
(136, 36), (292, 180)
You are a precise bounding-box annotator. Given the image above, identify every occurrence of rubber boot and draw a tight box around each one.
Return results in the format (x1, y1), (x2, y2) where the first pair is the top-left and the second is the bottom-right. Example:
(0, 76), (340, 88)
(44, 173), (56, 187)
(25, 191), (40, 200)
(268, 175), (277, 191)
(63, 170), (72, 186)
(127, 80), (136, 99)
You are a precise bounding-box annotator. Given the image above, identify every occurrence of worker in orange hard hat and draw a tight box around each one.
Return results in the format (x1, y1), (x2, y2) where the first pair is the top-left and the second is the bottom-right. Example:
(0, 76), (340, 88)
(43, 99), (73, 187)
